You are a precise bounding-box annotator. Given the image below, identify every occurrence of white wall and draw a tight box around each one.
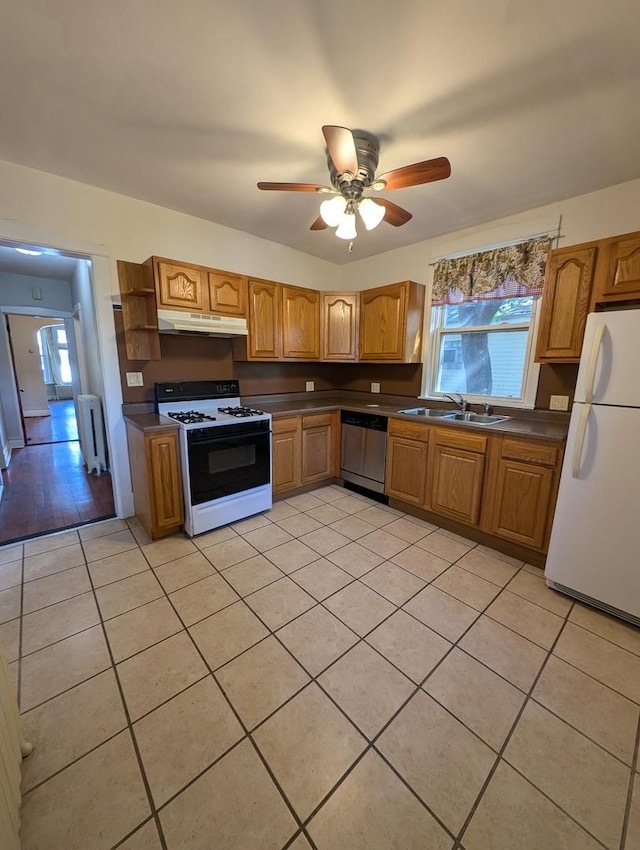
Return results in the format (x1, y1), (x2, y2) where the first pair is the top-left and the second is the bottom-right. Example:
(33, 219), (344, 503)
(342, 178), (640, 290)
(7, 316), (55, 416)
(0, 272), (73, 313)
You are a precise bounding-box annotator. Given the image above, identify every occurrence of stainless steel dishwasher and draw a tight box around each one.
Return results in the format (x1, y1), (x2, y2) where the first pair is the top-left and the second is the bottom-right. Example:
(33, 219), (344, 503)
(340, 410), (388, 495)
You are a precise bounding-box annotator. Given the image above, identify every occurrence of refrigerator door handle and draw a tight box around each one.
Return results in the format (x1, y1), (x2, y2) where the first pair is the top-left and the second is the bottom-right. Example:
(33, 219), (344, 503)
(584, 323), (605, 403)
(572, 403), (591, 478)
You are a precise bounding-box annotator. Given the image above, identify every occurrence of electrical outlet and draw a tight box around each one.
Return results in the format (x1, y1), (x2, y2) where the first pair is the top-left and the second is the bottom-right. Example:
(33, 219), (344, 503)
(126, 372), (144, 387)
(305, 381), (314, 392)
(371, 382), (381, 394)
(549, 394), (569, 411)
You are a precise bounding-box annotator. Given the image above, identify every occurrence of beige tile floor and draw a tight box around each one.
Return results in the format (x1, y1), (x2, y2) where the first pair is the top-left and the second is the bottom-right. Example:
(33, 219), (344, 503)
(1, 485), (640, 849)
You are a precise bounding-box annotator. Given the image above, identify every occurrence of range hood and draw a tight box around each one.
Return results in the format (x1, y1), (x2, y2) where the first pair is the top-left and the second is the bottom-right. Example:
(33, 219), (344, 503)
(157, 309), (248, 337)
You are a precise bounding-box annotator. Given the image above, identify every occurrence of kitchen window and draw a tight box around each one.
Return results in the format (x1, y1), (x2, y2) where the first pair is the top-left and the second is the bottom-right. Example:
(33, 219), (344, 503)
(425, 237), (550, 407)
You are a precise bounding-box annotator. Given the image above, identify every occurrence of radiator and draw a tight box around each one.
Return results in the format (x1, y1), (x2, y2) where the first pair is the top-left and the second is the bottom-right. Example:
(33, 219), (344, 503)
(77, 394), (108, 474)
(0, 646), (32, 850)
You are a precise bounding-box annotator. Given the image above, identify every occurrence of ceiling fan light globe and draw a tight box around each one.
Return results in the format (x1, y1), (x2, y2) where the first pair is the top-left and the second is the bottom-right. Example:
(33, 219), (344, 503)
(358, 198), (385, 230)
(320, 195), (347, 226)
(335, 211), (357, 240)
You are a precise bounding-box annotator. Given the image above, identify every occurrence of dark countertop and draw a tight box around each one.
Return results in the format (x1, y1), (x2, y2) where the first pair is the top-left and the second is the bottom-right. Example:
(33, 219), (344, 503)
(123, 394), (568, 442)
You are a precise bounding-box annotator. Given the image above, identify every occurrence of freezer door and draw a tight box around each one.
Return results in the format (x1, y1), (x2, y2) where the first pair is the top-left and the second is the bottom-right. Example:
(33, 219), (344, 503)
(575, 310), (640, 406)
(545, 402), (640, 620)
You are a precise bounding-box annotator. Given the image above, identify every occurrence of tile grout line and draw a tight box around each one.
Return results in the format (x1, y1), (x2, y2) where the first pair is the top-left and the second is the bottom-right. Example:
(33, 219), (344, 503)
(618, 709), (640, 849)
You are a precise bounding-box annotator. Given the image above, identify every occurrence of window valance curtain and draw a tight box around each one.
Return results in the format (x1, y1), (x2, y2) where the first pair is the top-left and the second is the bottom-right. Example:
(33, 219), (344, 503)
(432, 236), (551, 305)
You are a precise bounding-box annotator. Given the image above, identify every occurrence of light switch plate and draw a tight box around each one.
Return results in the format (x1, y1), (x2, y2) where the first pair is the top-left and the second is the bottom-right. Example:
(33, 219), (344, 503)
(126, 372), (144, 387)
(305, 381), (314, 392)
(371, 382), (381, 393)
(549, 394), (569, 411)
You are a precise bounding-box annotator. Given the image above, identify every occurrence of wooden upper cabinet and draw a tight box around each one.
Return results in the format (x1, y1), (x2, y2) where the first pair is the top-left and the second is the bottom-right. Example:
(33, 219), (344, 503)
(359, 281), (425, 362)
(282, 285), (320, 359)
(156, 261), (205, 312)
(117, 260), (161, 361)
(594, 231), (640, 303)
(535, 244), (598, 362)
(207, 271), (247, 317)
(321, 292), (359, 360)
(247, 279), (282, 359)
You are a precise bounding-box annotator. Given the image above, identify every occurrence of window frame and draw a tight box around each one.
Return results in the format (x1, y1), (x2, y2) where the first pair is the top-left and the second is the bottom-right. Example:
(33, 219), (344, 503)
(422, 297), (541, 409)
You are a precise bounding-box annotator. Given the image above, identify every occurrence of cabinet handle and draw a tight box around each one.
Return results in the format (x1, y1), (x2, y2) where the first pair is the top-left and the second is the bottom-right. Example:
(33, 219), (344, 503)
(584, 323), (605, 403)
(571, 403), (591, 478)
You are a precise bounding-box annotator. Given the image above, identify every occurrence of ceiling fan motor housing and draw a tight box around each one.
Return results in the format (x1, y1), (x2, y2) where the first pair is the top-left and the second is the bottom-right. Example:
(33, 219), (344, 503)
(328, 131), (380, 200)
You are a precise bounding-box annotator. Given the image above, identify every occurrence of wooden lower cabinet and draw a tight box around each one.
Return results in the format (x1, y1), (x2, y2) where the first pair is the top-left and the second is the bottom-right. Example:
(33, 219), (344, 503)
(272, 417), (301, 494)
(485, 438), (560, 550)
(428, 430), (487, 526)
(385, 420), (429, 505)
(126, 423), (183, 540)
(301, 412), (338, 484)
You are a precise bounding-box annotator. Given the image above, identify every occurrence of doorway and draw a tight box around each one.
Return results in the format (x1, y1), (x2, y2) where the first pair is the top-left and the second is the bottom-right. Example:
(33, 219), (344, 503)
(0, 247), (115, 545)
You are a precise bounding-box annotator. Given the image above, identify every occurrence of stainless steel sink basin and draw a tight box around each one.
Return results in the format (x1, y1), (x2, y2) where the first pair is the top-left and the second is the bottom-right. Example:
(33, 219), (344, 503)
(397, 407), (456, 417)
(448, 412), (511, 425)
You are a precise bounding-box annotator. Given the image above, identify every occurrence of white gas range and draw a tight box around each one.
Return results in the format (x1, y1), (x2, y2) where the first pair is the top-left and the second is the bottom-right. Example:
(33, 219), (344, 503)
(155, 380), (272, 537)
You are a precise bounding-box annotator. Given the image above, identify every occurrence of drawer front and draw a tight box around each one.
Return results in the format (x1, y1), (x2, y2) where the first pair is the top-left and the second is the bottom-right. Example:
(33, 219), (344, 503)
(272, 416), (300, 434)
(501, 439), (558, 467)
(302, 412), (334, 429)
(388, 418), (430, 442)
(434, 428), (487, 453)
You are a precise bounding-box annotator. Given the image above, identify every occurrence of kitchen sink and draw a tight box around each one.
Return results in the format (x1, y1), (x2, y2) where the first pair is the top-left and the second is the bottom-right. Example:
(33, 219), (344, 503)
(397, 407), (457, 417)
(448, 412), (511, 425)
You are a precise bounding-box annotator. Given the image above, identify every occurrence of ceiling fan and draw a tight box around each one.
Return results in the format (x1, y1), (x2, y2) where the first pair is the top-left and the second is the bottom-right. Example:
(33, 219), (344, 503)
(257, 125), (451, 240)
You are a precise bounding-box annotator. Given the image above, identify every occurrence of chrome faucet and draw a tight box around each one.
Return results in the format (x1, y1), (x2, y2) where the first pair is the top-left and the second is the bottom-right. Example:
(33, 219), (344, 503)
(444, 393), (468, 412)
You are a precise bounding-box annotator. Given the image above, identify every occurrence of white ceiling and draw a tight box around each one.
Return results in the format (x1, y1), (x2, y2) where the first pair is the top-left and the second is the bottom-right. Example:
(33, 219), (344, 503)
(1, 0), (639, 265)
(0, 245), (79, 280)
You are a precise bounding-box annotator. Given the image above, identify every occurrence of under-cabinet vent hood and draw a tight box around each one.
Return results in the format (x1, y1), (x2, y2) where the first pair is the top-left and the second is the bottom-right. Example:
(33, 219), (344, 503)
(157, 309), (248, 337)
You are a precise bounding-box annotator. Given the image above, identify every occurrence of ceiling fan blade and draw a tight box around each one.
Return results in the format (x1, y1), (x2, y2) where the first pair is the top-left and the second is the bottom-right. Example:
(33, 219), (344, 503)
(375, 198), (413, 227)
(322, 126), (359, 177)
(377, 157), (451, 191)
(310, 216), (328, 231)
(257, 182), (327, 192)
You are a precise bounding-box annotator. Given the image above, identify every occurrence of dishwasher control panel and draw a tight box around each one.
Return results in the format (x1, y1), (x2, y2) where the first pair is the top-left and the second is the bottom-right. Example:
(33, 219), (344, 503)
(340, 410), (388, 431)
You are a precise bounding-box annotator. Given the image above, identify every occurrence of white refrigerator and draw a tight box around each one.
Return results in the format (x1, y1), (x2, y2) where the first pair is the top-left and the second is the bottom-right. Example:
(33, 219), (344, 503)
(545, 308), (640, 626)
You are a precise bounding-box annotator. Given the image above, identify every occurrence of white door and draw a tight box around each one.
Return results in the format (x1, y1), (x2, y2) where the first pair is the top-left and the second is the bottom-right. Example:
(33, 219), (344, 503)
(545, 401), (640, 620)
(575, 310), (640, 406)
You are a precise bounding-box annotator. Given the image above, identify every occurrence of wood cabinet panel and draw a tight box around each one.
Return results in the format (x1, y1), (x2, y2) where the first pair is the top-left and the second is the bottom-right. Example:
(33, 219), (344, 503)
(388, 419), (430, 441)
(156, 262), (205, 312)
(302, 426), (332, 483)
(595, 232), (640, 302)
(207, 272), (246, 317)
(126, 424), (183, 539)
(489, 459), (554, 549)
(321, 292), (358, 360)
(272, 417), (301, 494)
(282, 285), (320, 359)
(117, 260), (160, 361)
(501, 439), (558, 466)
(429, 444), (485, 525)
(434, 427), (487, 453)
(536, 245), (597, 362)
(359, 282), (407, 360)
(385, 436), (428, 505)
(248, 280), (282, 360)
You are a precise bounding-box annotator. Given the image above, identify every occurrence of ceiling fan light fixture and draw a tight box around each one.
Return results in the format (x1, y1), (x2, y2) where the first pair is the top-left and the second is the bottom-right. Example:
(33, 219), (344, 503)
(335, 210), (357, 240)
(320, 195), (347, 226)
(358, 198), (385, 231)
(370, 179), (386, 191)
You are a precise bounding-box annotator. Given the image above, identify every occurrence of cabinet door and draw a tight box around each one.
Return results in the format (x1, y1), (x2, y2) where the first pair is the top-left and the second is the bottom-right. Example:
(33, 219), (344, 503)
(429, 445), (485, 525)
(321, 292), (358, 360)
(208, 272), (247, 317)
(597, 232), (640, 302)
(302, 425), (333, 482)
(147, 432), (183, 531)
(359, 282), (407, 360)
(156, 262), (204, 312)
(535, 245), (597, 362)
(490, 459), (554, 549)
(282, 285), (320, 359)
(385, 436), (428, 505)
(272, 417), (301, 494)
(248, 280), (282, 359)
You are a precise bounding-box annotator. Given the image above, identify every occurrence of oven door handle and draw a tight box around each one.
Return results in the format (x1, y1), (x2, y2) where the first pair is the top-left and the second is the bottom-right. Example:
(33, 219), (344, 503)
(187, 429), (270, 446)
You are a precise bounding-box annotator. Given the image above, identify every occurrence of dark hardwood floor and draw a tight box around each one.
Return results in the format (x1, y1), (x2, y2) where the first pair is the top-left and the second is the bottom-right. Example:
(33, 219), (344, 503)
(0, 440), (115, 545)
(25, 399), (79, 445)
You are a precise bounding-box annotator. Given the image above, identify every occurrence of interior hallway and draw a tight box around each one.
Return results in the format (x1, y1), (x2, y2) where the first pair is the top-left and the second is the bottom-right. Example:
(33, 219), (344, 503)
(25, 399), (79, 445)
(1, 488), (639, 849)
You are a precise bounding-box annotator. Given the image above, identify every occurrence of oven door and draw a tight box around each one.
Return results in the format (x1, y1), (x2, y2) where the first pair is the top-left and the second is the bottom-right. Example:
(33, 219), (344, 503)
(186, 420), (271, 506)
